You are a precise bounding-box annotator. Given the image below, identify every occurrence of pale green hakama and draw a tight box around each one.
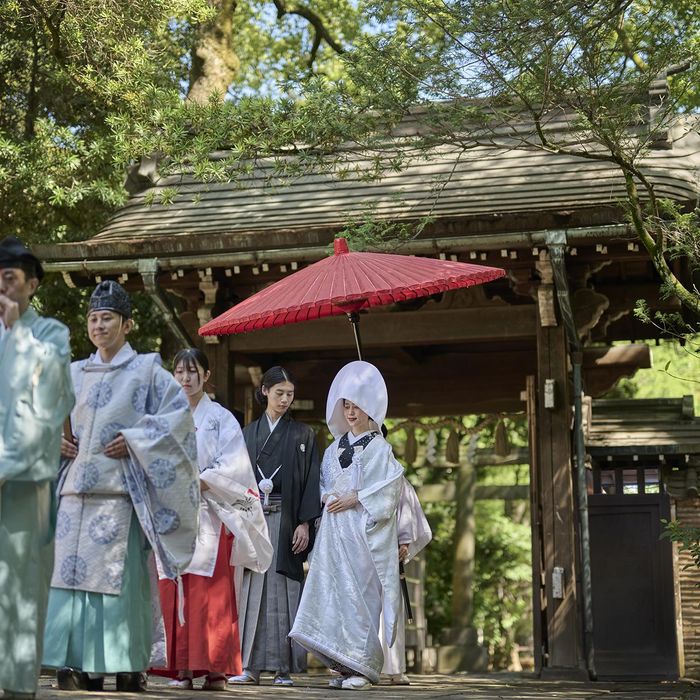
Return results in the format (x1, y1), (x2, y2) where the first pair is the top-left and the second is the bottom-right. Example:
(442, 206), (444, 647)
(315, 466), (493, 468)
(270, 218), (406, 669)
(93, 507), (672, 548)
(0, 482), (54, 695)
(43, 513), (152, 673)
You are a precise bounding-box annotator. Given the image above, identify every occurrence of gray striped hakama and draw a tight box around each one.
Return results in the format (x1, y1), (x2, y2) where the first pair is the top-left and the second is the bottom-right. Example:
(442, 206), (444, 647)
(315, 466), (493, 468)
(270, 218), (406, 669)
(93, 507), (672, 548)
(238, 508), (306, 674)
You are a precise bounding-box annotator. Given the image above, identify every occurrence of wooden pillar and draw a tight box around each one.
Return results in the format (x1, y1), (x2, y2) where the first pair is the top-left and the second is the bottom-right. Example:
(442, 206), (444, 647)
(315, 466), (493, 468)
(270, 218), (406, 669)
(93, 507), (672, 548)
(526, 373), (545, 675)
(437, 441), (488, 672)
(535, 265), (585, 674)
(211, 339), (231, 408)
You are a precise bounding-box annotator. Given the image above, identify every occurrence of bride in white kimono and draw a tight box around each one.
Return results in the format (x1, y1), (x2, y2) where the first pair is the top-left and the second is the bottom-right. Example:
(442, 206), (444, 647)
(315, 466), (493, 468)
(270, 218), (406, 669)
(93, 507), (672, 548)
(290, 361), (404, 691)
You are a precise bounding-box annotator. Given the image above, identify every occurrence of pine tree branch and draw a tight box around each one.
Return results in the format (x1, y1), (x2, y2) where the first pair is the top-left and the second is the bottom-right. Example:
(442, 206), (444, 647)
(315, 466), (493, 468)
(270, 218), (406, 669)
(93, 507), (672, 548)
(624, 171), (700, 316)
(271, 0), (345, 68)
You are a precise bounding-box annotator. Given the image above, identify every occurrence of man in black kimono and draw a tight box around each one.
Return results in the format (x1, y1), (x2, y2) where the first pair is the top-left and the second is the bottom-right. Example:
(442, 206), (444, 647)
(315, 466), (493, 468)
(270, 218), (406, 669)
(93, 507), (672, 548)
(230, 367), (320, 687)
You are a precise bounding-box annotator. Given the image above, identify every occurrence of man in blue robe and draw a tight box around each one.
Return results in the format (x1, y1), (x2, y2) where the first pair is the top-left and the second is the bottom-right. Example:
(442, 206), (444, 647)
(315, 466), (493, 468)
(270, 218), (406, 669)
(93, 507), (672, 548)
(43, 280), (200, 693)
(0, 237), (75, 700)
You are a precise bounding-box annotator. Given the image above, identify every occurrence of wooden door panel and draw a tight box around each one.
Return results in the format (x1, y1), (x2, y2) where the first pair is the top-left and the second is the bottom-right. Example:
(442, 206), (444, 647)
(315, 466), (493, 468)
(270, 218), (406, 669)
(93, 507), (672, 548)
(588, 494), (678, 679)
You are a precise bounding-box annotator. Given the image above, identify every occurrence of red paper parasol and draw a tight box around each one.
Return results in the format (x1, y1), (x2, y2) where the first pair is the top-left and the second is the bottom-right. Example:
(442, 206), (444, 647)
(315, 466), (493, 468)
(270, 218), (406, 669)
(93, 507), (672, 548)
(199, 238), (506, 358)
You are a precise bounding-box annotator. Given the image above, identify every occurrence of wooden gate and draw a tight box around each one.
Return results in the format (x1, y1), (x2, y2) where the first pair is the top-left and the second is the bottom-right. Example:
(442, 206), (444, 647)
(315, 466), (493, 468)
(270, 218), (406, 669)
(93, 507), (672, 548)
(588, 491), (678, 679)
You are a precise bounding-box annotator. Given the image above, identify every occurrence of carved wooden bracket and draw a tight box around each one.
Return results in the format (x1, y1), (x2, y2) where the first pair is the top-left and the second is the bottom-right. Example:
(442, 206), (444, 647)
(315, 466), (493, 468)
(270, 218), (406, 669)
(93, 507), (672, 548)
(197, 272), (219, 345)
(572, 288), (610, 338)
(535, 256), (557, 327)
(507, 267), (536, 299)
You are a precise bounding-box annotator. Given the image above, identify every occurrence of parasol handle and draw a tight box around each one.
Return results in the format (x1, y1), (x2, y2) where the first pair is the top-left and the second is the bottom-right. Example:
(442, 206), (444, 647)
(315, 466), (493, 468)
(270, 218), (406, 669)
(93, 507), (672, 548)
(347, 312), (363, 360)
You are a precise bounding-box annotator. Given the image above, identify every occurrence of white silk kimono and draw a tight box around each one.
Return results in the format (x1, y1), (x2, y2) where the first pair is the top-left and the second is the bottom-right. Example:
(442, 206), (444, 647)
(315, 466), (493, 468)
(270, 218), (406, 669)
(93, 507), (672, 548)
(289, 434), (403, 683)
(185, 394), (272, 577)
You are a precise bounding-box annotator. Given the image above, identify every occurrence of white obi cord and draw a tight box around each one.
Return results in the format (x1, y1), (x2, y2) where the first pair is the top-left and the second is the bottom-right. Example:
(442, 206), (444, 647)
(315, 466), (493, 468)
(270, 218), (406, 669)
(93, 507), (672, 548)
(257, 464), (282, 506)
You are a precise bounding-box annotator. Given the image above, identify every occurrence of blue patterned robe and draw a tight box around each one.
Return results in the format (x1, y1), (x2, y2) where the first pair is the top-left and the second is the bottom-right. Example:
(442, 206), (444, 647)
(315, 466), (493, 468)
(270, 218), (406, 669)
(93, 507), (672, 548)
(43, 343), (199, 674)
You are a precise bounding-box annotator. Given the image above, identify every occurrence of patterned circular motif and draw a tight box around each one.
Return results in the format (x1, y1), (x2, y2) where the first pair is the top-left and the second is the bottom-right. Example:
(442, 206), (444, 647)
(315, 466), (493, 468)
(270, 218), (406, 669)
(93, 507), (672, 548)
(88, 514), (120, 545)
(105, 563), (123, 590)
(100, 422), (127, 447)
(188, 480), (200, 509)
(60, 555), (88, 586)
(55, 511), (71, 540)
(131, 384), (149, 413)
(74, 462), (100, 492)
(86, 383), (113, 409)
(153, 377), (168, 403)
(144, 417), (170, 441)
(154, 508), (180, 535)
(183, 432), (197, 462)
(148, 458), (176, 489)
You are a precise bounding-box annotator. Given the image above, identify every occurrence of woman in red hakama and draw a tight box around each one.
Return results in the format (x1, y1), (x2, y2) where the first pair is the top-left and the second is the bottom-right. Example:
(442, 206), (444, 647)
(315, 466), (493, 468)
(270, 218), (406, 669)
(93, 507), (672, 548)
(152, 349), (272, 690)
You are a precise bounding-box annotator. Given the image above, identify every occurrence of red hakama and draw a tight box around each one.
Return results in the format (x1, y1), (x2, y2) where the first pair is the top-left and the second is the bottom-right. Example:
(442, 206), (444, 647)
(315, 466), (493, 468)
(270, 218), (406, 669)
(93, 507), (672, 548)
(156, 528), (242, 677)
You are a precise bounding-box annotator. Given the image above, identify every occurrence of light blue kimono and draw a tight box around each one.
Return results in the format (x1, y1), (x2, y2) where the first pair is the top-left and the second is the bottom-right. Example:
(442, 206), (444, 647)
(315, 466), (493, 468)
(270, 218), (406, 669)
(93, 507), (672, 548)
(43, 343), (199, 674)
(0, 307), (74, 695)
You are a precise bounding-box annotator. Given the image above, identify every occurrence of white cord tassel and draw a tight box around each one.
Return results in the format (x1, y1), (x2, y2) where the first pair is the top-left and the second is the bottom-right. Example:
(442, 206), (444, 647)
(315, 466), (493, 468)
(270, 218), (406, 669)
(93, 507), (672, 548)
(177, 574), (186, 626)
(257, 465), (282, 507)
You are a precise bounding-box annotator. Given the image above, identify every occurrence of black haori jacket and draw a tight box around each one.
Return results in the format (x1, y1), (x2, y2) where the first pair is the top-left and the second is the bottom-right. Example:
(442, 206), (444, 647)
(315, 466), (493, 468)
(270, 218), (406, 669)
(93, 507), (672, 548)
(243, 413), (321, 582)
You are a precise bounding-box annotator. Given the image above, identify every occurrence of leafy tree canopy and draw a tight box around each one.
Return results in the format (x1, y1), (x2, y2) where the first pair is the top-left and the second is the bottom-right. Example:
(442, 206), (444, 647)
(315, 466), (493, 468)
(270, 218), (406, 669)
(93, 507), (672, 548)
(0, 0), (361, 245)
(0, 0), (361, 351)
(3, 0), (700, 340)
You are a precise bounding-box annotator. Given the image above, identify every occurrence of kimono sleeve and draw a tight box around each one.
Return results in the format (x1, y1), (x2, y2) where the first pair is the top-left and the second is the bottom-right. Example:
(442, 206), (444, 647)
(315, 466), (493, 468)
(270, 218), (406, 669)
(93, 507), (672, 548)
(200, 408), (258, 491)
(1, 318), (74, 481)
(203, 408), (273, 573)
(357, 443), (404, 526)
(319, 446), (335, 503)
(119, 364), (199, 577)
(397, 477), (432, 560)
(296, 425), (321, 525)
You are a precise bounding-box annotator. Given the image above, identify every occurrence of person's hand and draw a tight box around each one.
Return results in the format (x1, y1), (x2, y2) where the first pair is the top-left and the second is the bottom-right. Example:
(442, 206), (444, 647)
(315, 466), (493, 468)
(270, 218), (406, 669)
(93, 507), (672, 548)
(0, 293), (20, 329)
(61, 436), (79, 460)
(399, 544), (410, 563)
(104, 434), (129, 459)
(292, 521), (310, 554)
(200, 480), (210, 493)
(326, 491), (358, 513)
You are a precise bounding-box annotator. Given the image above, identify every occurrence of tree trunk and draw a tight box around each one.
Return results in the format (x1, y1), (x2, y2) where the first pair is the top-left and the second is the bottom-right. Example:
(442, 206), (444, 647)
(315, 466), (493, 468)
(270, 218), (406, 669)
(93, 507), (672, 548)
(187, 0), (240, 104)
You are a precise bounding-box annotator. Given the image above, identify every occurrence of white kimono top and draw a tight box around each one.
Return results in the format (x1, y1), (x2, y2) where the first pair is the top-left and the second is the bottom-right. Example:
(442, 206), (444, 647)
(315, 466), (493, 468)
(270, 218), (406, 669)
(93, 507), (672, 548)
(185, 394), (272, 577)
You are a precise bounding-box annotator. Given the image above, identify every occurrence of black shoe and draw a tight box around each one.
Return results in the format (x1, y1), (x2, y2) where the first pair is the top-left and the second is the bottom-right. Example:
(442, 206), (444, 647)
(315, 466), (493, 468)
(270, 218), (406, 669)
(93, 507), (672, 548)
(56, 668), (88, 691)
(116, 672), (147, 692)
(86, 676), (105, 691)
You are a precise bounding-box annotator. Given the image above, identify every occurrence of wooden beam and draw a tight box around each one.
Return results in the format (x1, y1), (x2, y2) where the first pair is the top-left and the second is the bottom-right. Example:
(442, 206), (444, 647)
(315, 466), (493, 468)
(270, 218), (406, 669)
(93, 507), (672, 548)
(230, 341), (653, 419)
(417, 484), (530, 502)
(584, 343), (652, 396)
(228, 305), (536, 353)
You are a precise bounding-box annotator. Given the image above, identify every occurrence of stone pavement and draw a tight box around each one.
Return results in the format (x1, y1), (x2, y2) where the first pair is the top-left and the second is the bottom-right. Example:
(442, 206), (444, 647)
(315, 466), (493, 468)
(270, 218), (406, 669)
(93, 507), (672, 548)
(32, 673), (700, 700)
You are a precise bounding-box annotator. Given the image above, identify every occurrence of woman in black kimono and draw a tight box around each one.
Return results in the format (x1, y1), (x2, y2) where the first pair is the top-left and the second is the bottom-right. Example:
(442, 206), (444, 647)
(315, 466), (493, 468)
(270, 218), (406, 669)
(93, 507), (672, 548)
(229, 366), (321, 687)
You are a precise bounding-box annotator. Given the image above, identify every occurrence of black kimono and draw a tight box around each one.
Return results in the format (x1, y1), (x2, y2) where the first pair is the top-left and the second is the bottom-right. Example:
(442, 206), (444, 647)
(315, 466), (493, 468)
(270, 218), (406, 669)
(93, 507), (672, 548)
(242, 413), (321, 581)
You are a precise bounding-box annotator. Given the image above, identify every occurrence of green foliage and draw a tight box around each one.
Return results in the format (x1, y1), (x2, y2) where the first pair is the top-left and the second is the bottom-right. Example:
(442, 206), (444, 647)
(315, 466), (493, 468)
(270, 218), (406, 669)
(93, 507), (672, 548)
(422, 499), (456, 636)
(0, 0), (365, 352)
(611, 337), (700, 406)
(390, 416), (532, 669)
(662, 519), (700, 572)
(473, 502), (531, 670)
